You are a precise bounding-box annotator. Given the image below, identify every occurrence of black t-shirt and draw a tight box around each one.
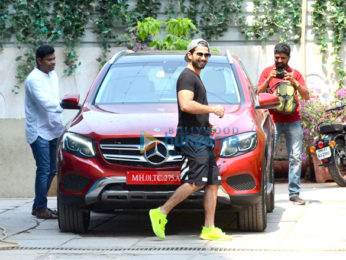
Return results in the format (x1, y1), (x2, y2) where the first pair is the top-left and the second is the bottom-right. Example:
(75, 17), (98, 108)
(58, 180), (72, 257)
(176, 68), (210, 135)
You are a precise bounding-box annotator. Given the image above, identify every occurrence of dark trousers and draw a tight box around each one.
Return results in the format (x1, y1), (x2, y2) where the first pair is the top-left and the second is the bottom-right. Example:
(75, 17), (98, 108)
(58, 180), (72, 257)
(30, 136), (58, 210)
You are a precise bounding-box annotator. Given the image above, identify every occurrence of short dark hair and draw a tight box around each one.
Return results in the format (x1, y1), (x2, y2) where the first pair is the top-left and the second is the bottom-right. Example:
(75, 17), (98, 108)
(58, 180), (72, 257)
(274, 43), (291, 56)
(36, 45), (55, 59)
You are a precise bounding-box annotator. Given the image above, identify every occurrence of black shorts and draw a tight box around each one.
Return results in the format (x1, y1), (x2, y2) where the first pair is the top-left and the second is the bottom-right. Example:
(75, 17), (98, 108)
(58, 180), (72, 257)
(177, 135), (221, 186)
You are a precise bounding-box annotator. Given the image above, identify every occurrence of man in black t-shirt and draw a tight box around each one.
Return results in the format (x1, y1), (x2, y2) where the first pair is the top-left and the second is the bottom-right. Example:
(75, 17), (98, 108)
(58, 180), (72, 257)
(149, 39), (232, 241)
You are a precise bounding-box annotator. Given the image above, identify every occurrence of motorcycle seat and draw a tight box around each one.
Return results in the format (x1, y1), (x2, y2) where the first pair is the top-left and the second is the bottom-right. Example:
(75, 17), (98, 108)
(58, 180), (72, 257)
(320, 123), (344, 134)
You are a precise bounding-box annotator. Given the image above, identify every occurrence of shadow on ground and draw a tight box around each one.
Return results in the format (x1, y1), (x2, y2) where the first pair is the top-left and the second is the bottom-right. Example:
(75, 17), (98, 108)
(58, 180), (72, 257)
(79, 206), (283, 237)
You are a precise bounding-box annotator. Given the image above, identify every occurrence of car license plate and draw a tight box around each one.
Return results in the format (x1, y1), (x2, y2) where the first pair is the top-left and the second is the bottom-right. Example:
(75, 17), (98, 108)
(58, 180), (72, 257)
(316, 147), (331, 160)
(126, 171), (181, 185)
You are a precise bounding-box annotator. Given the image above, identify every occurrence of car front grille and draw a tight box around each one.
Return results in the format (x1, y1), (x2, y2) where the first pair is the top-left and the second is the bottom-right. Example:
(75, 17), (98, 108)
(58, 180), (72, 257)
(101, 183), (204, 201)
(99, 138), (183, 168)
(107, 183), (179, 192)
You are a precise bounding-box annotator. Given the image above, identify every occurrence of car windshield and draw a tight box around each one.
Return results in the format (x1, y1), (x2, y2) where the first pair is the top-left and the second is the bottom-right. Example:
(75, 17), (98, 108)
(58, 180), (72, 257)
(94, 60), (241, 105)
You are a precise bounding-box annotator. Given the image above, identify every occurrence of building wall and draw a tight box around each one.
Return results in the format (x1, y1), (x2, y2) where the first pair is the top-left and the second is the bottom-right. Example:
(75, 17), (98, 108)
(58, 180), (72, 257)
(0, 0), (344, 197)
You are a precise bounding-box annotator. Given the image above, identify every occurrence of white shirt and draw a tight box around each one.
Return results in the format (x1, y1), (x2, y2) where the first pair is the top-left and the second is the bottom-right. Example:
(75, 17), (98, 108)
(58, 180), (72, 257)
(25, 67), (64, 144)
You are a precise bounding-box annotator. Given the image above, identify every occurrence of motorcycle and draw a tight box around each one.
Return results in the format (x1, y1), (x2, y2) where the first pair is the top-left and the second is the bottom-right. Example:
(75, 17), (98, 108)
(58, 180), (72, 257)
(310, 104), (346, 186)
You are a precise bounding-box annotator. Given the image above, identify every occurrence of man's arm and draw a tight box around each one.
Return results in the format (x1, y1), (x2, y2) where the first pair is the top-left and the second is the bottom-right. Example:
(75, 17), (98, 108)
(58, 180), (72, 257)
(284, 72), (310, 100)
(178, 90), (224, 118)
(256, 68), (276, 94)
(27, 79), (63, 113)
(295, 83), (310, 100)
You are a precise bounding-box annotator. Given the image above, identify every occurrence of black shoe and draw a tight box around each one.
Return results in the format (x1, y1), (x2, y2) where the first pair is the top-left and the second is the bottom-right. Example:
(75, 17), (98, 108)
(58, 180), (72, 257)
(289, 196), (306, 205)
(47, 208), (58, 215)
(35, 208), (58, 219)
(32, 208), (58, 216)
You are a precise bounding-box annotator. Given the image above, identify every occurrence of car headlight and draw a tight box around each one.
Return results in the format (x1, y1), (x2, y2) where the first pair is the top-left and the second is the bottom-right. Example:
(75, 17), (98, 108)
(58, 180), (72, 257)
(62, 132), (95, 158)
(219, 132), (258, 157)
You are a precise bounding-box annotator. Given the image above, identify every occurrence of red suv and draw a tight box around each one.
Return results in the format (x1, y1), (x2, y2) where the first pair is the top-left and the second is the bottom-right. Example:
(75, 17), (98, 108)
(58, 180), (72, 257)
(58, 50), (279, 233)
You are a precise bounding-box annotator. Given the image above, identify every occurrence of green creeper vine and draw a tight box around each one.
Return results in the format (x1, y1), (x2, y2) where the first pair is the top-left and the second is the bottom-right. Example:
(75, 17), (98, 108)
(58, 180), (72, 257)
(1, 0), (344, 94)
(0, 0), (11, 50)
(329, 0), (345, 89)
(9, 0), (57, 94)
(312, 0), (345, 89)
(199, 0), (242, 40)
(53, 0), (93, 76)
(93, 0), (129, 66)
(311, 0), (329, 56)
(165, 0), (187, 19)
(133, 0), (161, 22)
(186, 0), (199, 29)
(93, 0), (161, 66)
(164, 0), (245, 40)
(171, 0), (198, 38)
(245, 0), (301, 42)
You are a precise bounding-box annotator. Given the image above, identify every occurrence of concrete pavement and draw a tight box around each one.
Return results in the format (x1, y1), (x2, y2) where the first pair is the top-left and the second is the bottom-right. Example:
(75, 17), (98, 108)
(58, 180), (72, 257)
(0, 182), (346, 259)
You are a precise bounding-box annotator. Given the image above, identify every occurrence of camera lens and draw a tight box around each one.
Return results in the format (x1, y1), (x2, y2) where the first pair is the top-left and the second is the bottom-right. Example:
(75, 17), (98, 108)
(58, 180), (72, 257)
(275, 65), (285, 79)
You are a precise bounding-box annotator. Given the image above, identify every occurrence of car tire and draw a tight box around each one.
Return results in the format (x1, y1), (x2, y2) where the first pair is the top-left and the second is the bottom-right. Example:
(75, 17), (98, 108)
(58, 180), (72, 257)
(267, 183), (275, 213)
(328, 140), (346, 187)
(238, 178), (267, 232)
(58, 195), (90, 233)
(266, 157), (275, 213)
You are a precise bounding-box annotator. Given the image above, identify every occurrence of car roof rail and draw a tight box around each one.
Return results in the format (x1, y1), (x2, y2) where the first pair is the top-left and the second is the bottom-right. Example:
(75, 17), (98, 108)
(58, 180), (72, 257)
(225, 49), (234, 64)
(109, 49), (134, 64)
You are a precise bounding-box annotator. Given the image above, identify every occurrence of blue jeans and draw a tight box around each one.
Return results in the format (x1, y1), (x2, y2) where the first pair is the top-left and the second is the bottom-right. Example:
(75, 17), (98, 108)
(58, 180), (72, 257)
(30, 136), (58, 210)
(274, 120), (303, 198)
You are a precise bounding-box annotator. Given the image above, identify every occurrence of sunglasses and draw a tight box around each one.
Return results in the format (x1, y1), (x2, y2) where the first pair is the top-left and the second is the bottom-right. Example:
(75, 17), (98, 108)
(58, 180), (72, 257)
(195, 52), (211, 58)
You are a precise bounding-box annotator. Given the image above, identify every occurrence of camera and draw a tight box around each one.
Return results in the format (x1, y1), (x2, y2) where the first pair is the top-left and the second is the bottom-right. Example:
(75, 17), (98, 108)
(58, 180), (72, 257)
(275, 64), (285, 79)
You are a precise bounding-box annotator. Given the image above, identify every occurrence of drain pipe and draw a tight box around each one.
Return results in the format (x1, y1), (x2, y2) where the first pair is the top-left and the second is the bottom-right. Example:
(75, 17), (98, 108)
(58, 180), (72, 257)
(300, 0), (307, 78)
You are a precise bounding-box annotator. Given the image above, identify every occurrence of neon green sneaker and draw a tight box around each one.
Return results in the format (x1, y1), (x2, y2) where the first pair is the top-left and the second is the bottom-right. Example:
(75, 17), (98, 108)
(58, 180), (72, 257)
(200, 226), (233, 241)
(149, 207), (167, 239)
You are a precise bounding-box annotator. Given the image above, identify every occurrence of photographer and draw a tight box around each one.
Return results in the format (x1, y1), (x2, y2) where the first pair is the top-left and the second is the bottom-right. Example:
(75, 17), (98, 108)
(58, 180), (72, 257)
(256, 43), (309, 205)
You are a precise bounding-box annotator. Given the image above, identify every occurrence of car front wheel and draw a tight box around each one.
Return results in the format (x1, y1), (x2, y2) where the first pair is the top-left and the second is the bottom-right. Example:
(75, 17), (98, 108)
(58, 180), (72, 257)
(58, 194), (90, 233)
(238, 180), (267, 232)
(266, 156), (275, 213)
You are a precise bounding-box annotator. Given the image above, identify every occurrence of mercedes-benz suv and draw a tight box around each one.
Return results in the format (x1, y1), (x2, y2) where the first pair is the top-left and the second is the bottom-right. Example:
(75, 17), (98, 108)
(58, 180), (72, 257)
(57, 50), (279, 233)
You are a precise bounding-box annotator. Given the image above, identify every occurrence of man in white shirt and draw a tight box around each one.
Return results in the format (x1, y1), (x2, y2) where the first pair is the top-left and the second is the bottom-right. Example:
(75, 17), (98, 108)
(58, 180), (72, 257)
(25, 45), (64, 219)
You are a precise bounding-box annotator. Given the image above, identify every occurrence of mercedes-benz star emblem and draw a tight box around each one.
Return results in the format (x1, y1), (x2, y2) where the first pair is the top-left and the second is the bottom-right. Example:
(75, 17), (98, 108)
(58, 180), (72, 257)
(144, 141), (168, 165)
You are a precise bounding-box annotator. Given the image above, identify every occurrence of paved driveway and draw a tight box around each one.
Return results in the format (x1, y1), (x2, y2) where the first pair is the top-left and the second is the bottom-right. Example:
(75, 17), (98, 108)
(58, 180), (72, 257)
(1, 183), (346, 259)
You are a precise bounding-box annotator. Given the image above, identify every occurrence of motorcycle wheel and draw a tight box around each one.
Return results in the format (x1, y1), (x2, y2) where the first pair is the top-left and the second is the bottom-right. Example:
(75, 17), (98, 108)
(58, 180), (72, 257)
(328, 140), (346, 187)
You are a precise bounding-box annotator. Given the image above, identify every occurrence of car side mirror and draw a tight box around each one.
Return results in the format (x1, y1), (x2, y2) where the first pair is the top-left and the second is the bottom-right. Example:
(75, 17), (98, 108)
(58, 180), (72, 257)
(255, 93), (280, 109)
(60, 94), (81, 110)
